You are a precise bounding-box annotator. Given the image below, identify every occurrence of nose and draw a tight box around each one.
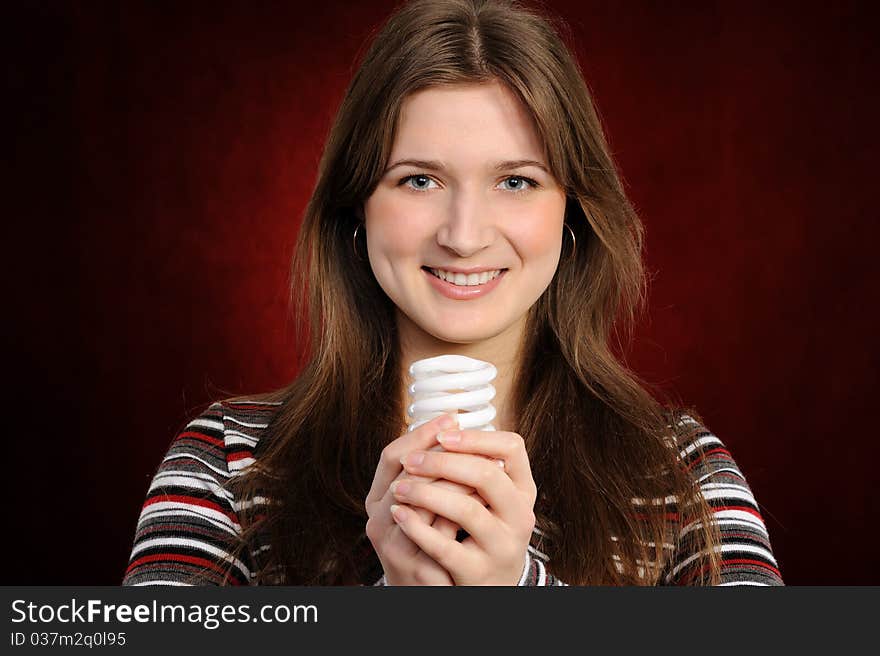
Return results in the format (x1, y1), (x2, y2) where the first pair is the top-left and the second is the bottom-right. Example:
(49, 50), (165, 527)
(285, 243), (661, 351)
(435, 192), (496, 257)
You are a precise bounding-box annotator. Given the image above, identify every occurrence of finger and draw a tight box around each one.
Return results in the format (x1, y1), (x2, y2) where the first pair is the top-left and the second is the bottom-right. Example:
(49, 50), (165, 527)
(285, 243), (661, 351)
(380, 473), (437, 556)
(383, 520), (427, 561)
(400, 450), (522, 524)
(391, 475), (485, 545)
(384, 482), (484, 545)
(376, 446), (486, 556)
(407, 444), (475, 495)
(377, 466), (479, 553)
(373, 472), (436, 560)
(402, 444), (483, 502)
(379, 524), (421, 566)
(405, 474), (486, 540)
(436, 429), (536, 495)
(391, 503), (475, 577)
(365, 413), (459, 512)
(417, 472), (479, 500)
(391, 479), (496, 548)
(431, 515), (460, 541)
(400, 477), (488, 507)
(387, 463), (479, 524)
(367, 506), (426, 573)
(381, 525), (454, 585)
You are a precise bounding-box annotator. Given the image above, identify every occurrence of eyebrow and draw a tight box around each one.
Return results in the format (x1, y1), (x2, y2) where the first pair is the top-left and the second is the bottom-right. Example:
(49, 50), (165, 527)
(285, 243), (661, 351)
(384, 158), (550, 175)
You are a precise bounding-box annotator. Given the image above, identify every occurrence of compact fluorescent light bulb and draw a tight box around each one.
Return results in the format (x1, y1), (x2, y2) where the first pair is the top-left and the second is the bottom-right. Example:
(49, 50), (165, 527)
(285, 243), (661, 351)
(406, 354), (497, 432)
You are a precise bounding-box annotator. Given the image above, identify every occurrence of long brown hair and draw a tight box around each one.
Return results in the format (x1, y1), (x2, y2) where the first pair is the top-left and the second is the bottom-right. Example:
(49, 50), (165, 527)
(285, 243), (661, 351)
(215, 0), (722, 585)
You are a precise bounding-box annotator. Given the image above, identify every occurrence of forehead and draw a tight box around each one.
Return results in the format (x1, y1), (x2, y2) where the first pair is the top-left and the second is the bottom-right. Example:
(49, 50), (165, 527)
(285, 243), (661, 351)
(392, 81), (545, 160)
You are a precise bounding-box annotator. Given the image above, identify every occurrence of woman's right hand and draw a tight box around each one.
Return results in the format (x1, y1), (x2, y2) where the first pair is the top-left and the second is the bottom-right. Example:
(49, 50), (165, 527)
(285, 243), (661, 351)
(365, 413), (480, 585)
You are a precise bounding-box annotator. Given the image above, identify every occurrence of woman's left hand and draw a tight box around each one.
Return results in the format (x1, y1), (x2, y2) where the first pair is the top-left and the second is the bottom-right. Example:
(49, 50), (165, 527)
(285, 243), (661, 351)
(389, 429), (537, 585)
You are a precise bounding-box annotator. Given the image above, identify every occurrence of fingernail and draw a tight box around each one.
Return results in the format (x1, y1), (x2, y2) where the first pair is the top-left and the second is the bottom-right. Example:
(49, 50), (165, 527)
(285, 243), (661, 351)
(401, 452), (425, 467)
(436, 430), (461, 444)
(495, 459), (505, 468)
(390, 504), (407, 522)
(391, 481), (411, 496)
(438, 414), (457, 430)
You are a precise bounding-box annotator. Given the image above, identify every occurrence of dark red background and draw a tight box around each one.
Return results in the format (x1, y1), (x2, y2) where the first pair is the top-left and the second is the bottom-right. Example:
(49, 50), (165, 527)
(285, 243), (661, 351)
(7, 0), (877, 584)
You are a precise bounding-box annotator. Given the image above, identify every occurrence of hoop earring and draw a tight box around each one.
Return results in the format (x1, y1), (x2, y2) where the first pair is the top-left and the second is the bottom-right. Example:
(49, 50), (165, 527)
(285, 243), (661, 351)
(353, 222), (367, 261)
(562, 222), (577, 263)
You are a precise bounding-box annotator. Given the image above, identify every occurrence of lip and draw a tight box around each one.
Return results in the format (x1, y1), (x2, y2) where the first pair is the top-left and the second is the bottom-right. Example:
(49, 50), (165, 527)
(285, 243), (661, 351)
(422, 267), (507, 300)
(424, 265), (507, 274)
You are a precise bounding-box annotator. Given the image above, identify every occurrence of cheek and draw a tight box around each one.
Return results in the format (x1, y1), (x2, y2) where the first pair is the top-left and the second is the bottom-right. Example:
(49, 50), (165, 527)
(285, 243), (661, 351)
(506, 193), (566, 260)
(365, 191), (433, 255)
(510, 216), (564, 267)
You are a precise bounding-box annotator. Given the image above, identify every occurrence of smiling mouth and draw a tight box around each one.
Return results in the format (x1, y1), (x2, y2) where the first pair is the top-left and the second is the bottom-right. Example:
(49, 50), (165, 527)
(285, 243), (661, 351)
(421, 266), (509, 286)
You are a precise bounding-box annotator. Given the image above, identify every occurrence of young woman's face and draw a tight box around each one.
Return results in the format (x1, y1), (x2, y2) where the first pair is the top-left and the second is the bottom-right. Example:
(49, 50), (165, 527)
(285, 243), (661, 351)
(363, 80), (567, 346)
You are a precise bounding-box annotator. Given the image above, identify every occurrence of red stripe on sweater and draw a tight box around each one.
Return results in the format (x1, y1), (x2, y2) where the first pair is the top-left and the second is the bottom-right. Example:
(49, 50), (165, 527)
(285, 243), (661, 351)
(126, 553), (243, 584)
(711, 504), (764, 519)
(143, 494), (238, 523)
(722, 558), (782, 577)
(178, 431), (224, 447)
(685, 447), (733, 472)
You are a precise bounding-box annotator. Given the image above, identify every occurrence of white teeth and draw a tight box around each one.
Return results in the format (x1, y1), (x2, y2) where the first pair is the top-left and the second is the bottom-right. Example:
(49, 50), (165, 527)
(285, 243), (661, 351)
(429, 268), (502, 286)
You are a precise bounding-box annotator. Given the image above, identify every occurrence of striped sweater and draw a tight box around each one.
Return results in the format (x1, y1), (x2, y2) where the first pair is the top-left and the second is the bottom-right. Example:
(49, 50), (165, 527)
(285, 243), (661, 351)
(122, 400), (784, 586)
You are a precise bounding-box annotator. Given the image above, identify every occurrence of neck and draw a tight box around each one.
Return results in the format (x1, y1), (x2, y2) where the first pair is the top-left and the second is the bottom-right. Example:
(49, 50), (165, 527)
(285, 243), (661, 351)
(395, 310), (525, 434)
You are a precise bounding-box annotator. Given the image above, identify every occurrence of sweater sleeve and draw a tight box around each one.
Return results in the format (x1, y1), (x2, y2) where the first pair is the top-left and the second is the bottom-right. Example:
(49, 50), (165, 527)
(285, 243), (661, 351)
(661, 418), (784, 586)
(523, 420), (784, 586)
(517, 547), (567, 586)
(122, 403), (254, 586)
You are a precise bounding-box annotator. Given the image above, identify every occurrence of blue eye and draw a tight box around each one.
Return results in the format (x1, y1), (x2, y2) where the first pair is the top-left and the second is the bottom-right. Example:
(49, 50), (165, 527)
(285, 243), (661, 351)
(400, 174), (439, 192)
(397, 174), (539, 194)
(499, 176), (537, 193)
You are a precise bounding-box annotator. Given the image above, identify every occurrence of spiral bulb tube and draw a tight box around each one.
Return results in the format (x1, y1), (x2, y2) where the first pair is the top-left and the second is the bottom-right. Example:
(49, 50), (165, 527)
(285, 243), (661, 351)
(406, 355), (497, 432)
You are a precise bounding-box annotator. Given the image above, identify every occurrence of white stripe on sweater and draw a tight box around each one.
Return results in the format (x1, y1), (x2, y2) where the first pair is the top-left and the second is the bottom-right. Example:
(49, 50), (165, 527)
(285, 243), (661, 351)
(669, 543), (778, 578)
(718, 581), (771, 586)
(528, 544), (549, 561)
(697, 487), (760, 504)
(149, 472), (234, 502)
(163, 453), (230, 479)
(677, 513), (769, 539)
(139, 502), (240, 533)
(675, 415), (700, 428)
(223, 415), (269, 429)
(517, 551), (533, 586)
(231, 496), (270, 511)
(187, 418), (224, 432)
(630, 494), (679, 506)
(228, 457), (256, 472)
(699, 482), (752, 494)
(224, 431), (259, 447)
(130, 537), (252, 578)
(678, 435), (722, 459)
(696, 467), (743, 483)
(139, 506), (241, 535)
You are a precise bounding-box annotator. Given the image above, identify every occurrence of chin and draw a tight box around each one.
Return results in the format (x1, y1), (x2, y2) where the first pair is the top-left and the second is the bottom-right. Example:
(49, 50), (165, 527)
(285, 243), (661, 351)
(423, 322), (506, 345)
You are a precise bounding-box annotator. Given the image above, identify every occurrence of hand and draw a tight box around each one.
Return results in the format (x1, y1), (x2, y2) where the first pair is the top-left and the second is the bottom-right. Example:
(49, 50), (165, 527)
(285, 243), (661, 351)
(365, 414), (482, 585)
(389, 429), (537, 585)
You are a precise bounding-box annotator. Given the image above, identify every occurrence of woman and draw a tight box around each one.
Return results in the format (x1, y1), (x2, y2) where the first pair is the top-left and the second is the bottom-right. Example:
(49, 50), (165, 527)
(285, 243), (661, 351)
(122, 0), (783, 586)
